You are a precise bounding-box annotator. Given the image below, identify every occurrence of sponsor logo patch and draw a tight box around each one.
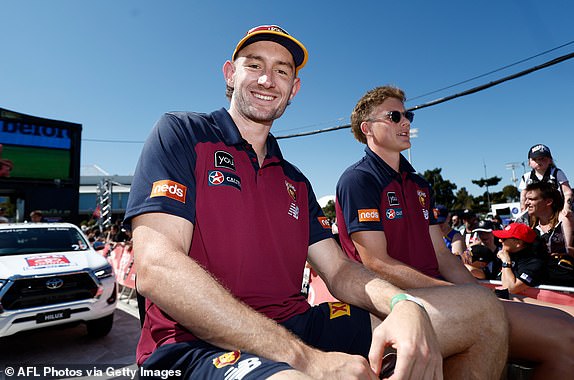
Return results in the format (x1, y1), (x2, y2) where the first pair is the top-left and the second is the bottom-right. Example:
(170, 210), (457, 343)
(208, 170), (241, 191)
(285, 180), (297, 201)
(25, 254), (72, 270)
(222, 357), (262, 379)
(150, 180), (187, 203)
(213, 350), (241, 368)
(519, 273), (533, 284)
(329, 302), (351, 319)
(387, 192), (400, 206)
(215, 150), (235, 171)
(317, 216), (331, 229)
(423, 208), (429, 220)
(358, 208), (380, 222)
(386, 208), (403, 220)
(288, 203), (300, 220)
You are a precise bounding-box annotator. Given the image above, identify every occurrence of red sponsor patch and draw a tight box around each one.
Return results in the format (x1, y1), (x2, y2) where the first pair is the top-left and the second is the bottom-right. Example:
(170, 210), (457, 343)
(317, 216), (331, 229)
(358, 208), (380, 222)
(213, 350), (241, 368)
(150, 180), (187, 203)
(26, 254), (70, 267)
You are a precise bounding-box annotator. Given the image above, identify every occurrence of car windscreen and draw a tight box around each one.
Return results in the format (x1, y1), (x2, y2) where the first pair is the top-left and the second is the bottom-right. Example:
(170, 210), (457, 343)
(0, 227), (90, 256)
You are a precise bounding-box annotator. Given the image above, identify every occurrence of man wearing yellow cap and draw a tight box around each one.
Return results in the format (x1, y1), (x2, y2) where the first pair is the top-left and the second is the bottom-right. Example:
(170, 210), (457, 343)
(125, 26), (507, 379)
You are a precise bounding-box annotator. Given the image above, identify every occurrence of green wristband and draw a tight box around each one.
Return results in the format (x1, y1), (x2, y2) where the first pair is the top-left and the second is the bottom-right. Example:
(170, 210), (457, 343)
(390, 293), (425, 311)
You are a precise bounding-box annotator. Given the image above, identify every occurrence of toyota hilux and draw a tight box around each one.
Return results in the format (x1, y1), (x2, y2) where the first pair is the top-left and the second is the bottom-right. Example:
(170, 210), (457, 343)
(0, 223), (116, 337)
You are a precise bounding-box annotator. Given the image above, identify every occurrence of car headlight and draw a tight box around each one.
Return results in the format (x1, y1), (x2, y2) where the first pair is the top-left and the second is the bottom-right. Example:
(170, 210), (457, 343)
(94, 264), (114, 280)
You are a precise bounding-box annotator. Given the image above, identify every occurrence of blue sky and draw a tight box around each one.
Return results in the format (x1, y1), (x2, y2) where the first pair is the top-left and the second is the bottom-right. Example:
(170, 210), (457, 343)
(1, 1), (573, 201)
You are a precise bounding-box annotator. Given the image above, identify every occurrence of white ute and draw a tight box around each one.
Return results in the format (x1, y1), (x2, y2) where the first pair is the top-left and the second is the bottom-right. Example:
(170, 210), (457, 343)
(0, 223), (116, 338)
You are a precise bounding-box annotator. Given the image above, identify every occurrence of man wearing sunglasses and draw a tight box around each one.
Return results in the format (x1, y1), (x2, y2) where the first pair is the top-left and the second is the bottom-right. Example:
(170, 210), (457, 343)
(336, 85), (574, 379)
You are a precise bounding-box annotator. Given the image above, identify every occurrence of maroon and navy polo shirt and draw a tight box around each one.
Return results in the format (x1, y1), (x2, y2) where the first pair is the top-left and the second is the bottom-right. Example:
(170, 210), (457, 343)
(335, 147), (441, 278)
(125, 108), (332, 365)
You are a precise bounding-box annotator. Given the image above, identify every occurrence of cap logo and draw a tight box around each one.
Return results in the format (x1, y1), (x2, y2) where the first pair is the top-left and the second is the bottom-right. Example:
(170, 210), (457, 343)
(247, 25), (289, 36)
(150, 180), (187, 203)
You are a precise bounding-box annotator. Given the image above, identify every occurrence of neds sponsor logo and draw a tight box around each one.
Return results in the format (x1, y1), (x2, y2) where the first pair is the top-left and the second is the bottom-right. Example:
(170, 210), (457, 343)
(150, 180), (187, 203)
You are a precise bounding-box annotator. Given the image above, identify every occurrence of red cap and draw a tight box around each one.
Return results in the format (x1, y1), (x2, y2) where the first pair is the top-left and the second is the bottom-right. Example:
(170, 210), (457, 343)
(492, 223), (537, 243)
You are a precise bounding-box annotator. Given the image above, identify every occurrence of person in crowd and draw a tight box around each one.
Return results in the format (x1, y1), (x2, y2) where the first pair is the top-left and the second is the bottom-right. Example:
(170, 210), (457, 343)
(122, 25), (512, 379)
(494, 223), (548, 293)
(435, 205), (466, 256)
(29, 210), (43, 223)
(335, 85), (574, 379)
(460, 210), (479, 246)
(517, 182), (574, 287)
(450, 213), (463, 232)
(518, 144), (573, 218)
(461, 220), (501, 280)
(464, 244), (497, 280)
(490, 214), (504, 230)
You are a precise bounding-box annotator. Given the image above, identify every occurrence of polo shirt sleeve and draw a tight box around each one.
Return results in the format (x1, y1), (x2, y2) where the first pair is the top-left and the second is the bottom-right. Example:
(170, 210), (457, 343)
(124, 113), (198, 225)
(515, 256), (546, 287)
(307, 183), (333, 246)
(336, 168), (383, 234)
(556, 168), (569, 184)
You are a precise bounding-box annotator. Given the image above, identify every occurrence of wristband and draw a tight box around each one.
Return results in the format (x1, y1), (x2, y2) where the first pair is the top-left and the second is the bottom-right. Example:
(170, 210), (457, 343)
(390, 293), (425, 311)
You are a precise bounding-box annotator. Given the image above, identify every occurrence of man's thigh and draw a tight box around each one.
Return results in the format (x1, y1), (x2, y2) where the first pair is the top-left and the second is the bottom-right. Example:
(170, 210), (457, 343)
(140, 341), (293, 379)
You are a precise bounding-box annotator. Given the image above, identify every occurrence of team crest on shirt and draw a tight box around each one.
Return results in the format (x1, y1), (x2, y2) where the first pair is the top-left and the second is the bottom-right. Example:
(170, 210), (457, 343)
(213, 350), (241, 368)
(285, 180), (297, 201)
(417, 190), (427, 207)
(214, 150), (235, 171)
(387, 192), (400, 206)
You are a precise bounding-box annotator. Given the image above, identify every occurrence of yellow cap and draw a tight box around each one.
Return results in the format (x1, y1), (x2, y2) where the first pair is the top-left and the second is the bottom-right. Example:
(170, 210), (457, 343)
(232, 25), (308, 74)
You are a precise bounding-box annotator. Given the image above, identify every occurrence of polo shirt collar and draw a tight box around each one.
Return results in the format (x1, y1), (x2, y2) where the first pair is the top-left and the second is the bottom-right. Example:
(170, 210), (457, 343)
(212, 108), (284, 161)
(364, 146), (416, 175)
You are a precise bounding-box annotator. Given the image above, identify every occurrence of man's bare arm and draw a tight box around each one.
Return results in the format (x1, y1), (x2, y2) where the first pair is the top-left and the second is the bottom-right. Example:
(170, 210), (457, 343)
(133, 213), (315, 369)
(429, 225), (477, 285)
(351, 230), (450, 289)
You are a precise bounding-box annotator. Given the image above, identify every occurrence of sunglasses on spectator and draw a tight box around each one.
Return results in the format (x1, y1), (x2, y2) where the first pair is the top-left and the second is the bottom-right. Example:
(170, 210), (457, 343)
(367, 110), (414, 124)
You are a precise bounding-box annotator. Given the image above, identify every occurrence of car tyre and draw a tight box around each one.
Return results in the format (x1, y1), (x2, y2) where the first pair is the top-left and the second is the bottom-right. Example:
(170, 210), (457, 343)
(86, 314), (114, 338)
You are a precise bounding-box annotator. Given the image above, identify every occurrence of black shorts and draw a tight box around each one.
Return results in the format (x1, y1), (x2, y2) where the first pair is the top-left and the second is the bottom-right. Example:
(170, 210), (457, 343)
(140, 302), (372, 379)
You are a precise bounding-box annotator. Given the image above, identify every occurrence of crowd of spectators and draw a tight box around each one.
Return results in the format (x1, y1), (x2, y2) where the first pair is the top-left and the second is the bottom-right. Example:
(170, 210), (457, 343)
(440, 200), (573, 291)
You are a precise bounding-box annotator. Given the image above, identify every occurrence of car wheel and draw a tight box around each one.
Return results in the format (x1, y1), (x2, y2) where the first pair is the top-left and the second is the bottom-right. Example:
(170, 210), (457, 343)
(86, 314), (114, 338)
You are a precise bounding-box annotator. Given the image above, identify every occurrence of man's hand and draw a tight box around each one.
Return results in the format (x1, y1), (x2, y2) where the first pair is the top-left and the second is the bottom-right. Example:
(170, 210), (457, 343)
(369, 301), (443, 380)
(303, 350), (379, 380)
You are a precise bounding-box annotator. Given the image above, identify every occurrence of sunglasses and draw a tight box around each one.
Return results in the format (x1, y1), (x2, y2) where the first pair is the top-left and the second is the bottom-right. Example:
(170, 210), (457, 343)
(368, 110), (414, 124)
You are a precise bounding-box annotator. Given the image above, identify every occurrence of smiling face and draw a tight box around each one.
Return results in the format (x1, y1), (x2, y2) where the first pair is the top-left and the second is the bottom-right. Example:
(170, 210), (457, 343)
(361, 97), (412, 154)
(525, 188), (553, 216)
(224, 40), (300, 126)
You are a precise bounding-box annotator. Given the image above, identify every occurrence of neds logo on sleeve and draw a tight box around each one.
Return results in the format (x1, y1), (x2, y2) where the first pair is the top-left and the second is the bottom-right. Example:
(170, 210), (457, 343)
(150, 180), (187, 203)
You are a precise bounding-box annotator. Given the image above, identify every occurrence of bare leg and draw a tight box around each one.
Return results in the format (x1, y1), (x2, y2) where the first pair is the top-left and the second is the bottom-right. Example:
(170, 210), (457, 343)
(268, 370), (313, 379)
(508, 294), (574, 317)
(371, 284), (508, 379)
(503, 300), (574, 380)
